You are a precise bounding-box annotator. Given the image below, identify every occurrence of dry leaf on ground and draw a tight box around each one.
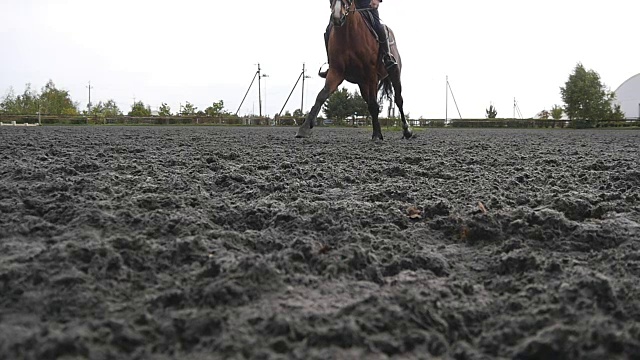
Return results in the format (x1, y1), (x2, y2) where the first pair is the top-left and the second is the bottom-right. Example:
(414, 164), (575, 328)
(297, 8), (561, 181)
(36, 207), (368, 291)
(407, 206), (422, 219)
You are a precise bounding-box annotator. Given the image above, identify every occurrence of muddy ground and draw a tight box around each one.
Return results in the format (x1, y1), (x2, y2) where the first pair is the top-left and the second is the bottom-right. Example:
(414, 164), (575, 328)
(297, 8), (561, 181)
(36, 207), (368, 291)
(1, 126), (639, 359)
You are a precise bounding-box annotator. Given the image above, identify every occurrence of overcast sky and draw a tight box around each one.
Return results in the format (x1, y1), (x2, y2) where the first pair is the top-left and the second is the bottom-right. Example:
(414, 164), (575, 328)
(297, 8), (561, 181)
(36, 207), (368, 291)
(1, 0), (638, 119)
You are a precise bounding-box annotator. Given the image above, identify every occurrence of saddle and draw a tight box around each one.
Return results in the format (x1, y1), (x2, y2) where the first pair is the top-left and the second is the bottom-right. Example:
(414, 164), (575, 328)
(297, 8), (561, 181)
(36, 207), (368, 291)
(358, 9), (383, 43)
(358, 9), (397, 66)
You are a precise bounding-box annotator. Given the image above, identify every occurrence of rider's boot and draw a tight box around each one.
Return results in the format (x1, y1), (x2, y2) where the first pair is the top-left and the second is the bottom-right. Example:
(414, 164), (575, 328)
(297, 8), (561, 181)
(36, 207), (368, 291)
(378, 27), (397, 72)
(318, 26), (331, 78)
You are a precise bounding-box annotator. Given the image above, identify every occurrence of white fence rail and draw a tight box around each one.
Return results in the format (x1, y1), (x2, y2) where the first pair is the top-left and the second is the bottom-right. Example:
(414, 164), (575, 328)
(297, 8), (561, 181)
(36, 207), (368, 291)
(0, 121), (40, 127)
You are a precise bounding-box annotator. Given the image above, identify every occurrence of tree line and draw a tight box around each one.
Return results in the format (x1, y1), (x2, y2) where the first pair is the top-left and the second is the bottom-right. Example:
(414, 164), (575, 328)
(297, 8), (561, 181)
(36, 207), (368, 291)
(0, 80), (79, 116)
(0, 63), (630, 121)
(125, 100), (235, 117)
(0, 81), (235, 118)
(327, 63), (627, 122)
(484, 63), (626, 121)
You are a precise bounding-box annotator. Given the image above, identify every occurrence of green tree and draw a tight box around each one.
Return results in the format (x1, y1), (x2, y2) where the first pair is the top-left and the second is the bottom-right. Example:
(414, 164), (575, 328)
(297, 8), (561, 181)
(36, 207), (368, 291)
(537, 110), (550, 119)
(20, 85), (40, 114)
(292, 109), (304, 117)
(560, 63), (625, 121)
(2, 82), (78, 115)
(90, 100), (122, 116)
(610, 104), (625, 121)
(351, 91), (369, 117)
(205, 100), (226, 116)
(323, 88), (379, 123)
(103, 100), (122, 116)
(88, 101), (105, 116)
(0, 85), (38, 114)
(323, 88), (353, 122)
(0, 88), (17, 114)
(551, 105), (563, 120)
(128, 101), (151, 116)
(180, 101), (197, 116)
(39, 80), (78, 115)
(486, 104), (497, 118)
(159, 102), (172, 116)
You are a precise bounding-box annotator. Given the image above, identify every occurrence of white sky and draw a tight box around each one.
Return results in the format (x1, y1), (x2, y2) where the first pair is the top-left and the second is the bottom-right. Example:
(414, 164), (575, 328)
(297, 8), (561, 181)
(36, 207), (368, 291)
(1, 0), (638, 119)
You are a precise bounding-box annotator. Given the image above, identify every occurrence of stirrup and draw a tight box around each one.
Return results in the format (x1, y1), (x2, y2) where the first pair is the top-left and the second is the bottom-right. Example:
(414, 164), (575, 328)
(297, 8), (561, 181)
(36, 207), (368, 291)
(318, 63), (329, 78)
(383, 54), (397, 71)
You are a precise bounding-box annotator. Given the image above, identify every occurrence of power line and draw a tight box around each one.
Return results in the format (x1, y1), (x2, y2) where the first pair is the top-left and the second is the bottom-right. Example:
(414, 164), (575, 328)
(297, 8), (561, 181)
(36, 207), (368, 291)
(445, 76), (462, 121)
(262, 73), (269, 117)
(278, 63), (308, 118)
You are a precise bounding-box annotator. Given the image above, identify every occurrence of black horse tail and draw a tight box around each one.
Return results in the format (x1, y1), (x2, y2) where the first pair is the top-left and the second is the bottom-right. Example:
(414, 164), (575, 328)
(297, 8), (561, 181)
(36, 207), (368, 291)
(378, 76), (393, 103)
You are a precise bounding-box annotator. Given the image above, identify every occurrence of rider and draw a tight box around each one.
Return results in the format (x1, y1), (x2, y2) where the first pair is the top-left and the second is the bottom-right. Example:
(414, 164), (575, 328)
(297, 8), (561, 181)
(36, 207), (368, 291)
(319, 0), (397, 78)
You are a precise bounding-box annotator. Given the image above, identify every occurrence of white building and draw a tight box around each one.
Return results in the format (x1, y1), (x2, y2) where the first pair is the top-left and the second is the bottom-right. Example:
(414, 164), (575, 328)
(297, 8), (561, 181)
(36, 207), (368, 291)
(614, 73), (640, 119)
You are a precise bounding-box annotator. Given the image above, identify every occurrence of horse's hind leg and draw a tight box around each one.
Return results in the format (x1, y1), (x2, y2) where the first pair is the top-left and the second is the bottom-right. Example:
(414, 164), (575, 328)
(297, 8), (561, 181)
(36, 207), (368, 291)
(391, 73), (413, 139)
(296, 71), (343, 138)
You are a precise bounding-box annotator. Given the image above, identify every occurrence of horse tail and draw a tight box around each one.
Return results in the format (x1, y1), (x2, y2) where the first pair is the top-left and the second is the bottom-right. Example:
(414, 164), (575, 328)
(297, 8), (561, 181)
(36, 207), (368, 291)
(378, 76), (393, 103)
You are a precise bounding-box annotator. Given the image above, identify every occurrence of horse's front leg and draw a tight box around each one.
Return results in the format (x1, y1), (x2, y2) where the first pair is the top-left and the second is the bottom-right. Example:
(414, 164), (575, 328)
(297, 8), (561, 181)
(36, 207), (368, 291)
(296, 71), (343, 138)
(364, 81), (383, 141)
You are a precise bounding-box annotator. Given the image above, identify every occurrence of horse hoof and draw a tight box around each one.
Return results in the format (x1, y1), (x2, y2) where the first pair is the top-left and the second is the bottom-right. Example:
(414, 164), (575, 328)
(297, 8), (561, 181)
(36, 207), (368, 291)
(403, 130), (413, 139)
(296, 128), (312, 138)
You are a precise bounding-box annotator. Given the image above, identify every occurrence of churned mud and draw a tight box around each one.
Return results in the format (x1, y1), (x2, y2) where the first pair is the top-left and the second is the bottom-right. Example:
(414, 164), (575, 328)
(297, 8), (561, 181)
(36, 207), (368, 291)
(1, 126), (639, 359)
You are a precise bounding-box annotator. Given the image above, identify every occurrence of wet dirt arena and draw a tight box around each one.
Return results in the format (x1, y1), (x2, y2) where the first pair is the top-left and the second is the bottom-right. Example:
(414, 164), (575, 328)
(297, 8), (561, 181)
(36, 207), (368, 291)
(1, 126), (639, 359)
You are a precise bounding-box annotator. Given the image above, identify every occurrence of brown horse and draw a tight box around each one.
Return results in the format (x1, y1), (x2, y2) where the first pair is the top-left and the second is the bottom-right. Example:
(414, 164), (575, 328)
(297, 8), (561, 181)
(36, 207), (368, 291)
(296, 0), (412, 140)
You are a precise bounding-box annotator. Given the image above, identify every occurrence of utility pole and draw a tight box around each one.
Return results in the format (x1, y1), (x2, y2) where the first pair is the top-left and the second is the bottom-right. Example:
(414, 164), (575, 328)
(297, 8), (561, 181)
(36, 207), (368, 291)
(513, 98), (523, 119)
(445, 76), (448, 122)
(236, 63), (264, 116)
(301, 63), (311, 114)
(86, 81), (93, 113)
(279, 63), (310, 118)
(257, 63), (263, 117)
